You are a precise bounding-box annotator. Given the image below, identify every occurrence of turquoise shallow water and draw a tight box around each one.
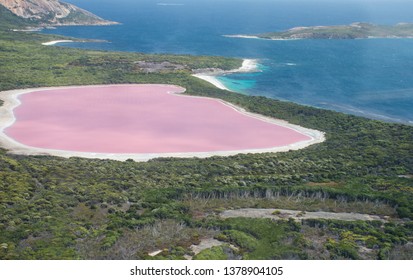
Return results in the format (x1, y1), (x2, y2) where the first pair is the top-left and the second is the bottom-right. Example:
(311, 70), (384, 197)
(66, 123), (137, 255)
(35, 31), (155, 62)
(42, 0), (413, 124)
(218, 39), (413, 124)
(217, 74), (258, 92)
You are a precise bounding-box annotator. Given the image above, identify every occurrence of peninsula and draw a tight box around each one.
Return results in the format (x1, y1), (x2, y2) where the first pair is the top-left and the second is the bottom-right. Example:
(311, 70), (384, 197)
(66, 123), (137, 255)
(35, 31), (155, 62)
(225, 22), (413, 40)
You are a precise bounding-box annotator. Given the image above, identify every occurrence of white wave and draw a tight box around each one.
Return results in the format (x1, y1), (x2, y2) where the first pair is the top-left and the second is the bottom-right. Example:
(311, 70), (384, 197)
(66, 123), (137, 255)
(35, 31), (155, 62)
(223, 35), (261, 39)
(157, 3), (184, 6)
(326, 103), (411, 124)
(223, 35), (301, 41)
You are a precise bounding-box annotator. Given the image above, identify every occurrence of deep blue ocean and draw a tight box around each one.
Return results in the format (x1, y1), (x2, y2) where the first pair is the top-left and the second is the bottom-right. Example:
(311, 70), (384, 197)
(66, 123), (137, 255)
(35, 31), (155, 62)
(42, 0), (413, 124)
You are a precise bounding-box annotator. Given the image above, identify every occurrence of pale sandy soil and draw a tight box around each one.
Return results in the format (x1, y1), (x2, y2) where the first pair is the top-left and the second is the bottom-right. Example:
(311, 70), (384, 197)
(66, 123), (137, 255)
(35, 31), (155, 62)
(190, 238), (224, 255)
(147, 249), (164, 257)
(220, 208), (388, 222)
(0, 84), (325, 161)
(187, 238), (239, 259)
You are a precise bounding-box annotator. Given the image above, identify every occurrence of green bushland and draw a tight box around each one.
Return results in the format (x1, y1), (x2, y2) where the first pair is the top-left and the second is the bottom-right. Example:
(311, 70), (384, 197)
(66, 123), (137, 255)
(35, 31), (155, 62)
(193, 245), (230, 260)
(0, 5), (33, 30)
(0, 29), (241, 91)
(304, 219), (413, 260)
(212, 218), (305, 259)
(258, 23), (413, 39)
(0, 19), (412, 259)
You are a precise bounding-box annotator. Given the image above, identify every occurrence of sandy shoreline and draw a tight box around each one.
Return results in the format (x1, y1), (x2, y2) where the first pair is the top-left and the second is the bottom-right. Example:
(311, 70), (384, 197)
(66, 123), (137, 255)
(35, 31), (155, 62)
(192, 59), (260, 92)
(0, 84), (325, 161)
(223, 34), (301, 41)
(223, 35), (262, 40)
(41, 40), (75, 46)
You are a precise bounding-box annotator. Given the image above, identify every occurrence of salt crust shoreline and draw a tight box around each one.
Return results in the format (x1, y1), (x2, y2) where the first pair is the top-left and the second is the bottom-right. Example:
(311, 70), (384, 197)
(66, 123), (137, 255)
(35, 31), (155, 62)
(0, 84), (325, 161)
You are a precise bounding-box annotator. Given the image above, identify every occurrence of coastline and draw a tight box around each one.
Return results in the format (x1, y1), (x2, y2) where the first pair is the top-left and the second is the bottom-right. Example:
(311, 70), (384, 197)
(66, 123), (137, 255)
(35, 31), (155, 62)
(192, 58), (260, 92)
(224, 34), (413, 41)
(0, 85), (325, 161)
(223, 35), (262, 40)
(41, 39), (110, 46)
(41, 40), (74, 46)
(223, 34), (300, 41)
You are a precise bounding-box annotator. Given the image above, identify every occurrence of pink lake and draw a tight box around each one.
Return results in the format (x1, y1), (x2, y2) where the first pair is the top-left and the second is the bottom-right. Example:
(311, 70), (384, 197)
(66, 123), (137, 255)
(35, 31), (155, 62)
(5, 84), (311, 154)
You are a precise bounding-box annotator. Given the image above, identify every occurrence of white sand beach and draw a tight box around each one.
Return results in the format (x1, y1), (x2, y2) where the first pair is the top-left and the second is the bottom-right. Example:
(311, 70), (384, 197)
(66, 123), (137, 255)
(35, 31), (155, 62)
(223, 35), (261, 39)
(192, 58), (260, 92)
(191, 74), (229, 90)
(0, 85), (325, 161)
(41, 40), (74, 46)
(224, 34), (301, 41)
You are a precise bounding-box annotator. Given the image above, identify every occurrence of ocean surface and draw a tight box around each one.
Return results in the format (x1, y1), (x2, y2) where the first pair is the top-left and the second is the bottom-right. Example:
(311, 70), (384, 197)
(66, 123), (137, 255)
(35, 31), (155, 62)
(42, 0), (413, 124)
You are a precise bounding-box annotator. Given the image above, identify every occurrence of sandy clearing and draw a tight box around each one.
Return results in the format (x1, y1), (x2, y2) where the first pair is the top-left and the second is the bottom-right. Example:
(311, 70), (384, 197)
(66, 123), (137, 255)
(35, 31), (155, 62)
(220, 208), (387, 222)
(190, 238), (225, 256)
(0, 84), (325, 161)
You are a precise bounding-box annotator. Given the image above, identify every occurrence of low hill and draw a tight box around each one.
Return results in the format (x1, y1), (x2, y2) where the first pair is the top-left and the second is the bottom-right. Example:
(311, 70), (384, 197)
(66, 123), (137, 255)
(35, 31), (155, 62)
(0, 3), (30, 29)
(0, 0), (117, 26)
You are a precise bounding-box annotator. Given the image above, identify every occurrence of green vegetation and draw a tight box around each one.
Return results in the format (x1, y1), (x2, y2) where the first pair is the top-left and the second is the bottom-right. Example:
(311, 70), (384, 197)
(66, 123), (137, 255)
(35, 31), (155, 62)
(214, 218), (304, 259)
(0, 21), (412, 260)
(304, 219), (413, 260)
(0, 29), (241, 91)
(193, 246), (229, 260)
(0, 5), (32, 30)
(251, 23), (413, 39)
(194, 218), (413, 260)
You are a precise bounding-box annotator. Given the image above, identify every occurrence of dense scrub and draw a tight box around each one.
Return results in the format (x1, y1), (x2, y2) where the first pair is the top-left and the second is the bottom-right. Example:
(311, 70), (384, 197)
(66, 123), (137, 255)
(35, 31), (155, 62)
(0, 29), (240, 91)
(0, 5), (32, 30)
(0, 27), (412, 259)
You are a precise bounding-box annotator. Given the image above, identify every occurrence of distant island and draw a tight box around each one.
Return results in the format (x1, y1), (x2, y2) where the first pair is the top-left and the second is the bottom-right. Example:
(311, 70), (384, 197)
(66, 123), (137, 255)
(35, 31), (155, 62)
(225, 22), (413, 40)
(0, 0), (117, 27)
